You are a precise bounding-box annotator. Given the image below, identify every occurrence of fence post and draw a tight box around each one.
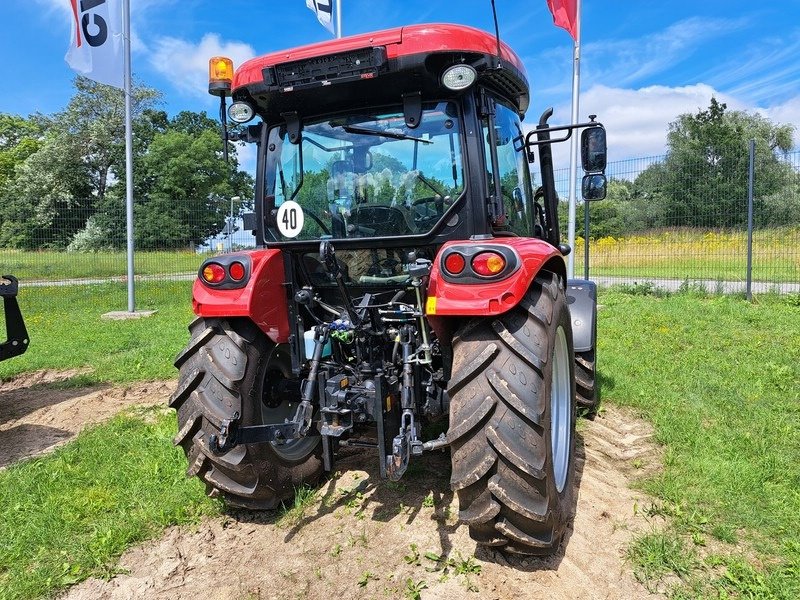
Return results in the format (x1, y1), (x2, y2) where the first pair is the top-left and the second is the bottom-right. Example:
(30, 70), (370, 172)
(746, 139), (755, 301)
(583, 200), (590, 280)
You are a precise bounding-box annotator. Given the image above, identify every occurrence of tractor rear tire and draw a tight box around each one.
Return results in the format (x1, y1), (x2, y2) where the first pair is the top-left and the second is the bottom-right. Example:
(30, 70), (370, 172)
(169, 317), (323, 509)
(447, 272), (576, 555)
(575, 347), (599, 415)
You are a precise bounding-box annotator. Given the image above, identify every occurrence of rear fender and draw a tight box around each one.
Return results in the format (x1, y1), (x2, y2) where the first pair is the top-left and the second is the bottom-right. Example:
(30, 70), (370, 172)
(192, 249), (290, 343)
(566, 279), (597, 353)
(426, 238), (566, 344)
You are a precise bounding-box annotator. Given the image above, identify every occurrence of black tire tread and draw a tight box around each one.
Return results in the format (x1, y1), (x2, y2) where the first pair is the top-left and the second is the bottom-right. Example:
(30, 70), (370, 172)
(447, 271), (575, 555)
(169, 317), (323, 509)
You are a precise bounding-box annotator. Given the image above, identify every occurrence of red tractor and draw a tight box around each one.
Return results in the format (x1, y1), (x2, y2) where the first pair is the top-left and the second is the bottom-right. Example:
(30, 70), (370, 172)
(171, 23), (606, 555)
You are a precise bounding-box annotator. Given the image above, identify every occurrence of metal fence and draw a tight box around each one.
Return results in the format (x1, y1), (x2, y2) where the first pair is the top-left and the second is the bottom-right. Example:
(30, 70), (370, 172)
(554, 148), (800, 294)
(1, 148), (798, 305)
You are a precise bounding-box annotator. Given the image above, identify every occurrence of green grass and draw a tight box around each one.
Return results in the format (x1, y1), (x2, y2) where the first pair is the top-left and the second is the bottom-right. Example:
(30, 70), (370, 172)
(0, 410), (220, 600)
(1, 249), (205, 280)
(0, 281), (194, 384)
(601, 288), (800, 597)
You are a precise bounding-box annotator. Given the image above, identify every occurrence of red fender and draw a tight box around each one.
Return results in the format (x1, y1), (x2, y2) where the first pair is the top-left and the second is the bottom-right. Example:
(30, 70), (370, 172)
(192, 249), (290, 344)
(425, 238), (565, 340)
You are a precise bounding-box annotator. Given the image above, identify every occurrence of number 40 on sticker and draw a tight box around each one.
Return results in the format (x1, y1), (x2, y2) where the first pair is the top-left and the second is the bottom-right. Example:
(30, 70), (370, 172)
(276, 201), (304, 238)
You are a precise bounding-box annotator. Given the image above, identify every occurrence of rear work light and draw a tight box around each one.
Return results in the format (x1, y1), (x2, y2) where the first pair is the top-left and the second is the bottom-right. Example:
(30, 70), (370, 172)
(441, 64), (477, 91)
(202, 263), (226, 284)
(472, 252), (506, 276)
(443, 252), (466, 275)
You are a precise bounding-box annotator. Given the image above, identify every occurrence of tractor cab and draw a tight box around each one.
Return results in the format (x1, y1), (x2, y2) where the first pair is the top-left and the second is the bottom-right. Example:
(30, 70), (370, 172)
(211, 25), (602, 269)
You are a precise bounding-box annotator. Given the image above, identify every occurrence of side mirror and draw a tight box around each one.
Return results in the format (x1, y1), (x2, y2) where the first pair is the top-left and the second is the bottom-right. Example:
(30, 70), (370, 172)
(582, 174), (607, 201)
(581, 127), (607, 173)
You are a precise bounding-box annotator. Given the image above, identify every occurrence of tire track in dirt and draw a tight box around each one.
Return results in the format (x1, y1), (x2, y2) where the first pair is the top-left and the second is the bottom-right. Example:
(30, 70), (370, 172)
(61, 404), (664, 600)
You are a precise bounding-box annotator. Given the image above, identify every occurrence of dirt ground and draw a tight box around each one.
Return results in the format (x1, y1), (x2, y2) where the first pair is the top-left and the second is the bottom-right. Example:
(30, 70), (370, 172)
(1, 371), (664, 599)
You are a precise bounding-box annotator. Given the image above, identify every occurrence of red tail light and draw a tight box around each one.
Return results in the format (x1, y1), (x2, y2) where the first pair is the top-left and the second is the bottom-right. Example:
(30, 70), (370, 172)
(444, 252), (466, 275)
(228, 261), (246, 281)
(472, 252), (506, 276)
(202, 263), (226, 284)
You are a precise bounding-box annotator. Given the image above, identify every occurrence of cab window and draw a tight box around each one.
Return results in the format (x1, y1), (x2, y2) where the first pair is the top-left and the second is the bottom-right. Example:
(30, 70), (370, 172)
(482, 99), (536, 236)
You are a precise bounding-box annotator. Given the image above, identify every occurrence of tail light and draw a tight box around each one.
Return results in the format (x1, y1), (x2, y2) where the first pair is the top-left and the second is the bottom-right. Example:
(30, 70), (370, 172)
(198, 256), (251, 288)
(202, 263), (226, 284)
(472, 252), (506, 276)
(439, 245), (518, 283)
(228, 261), (246, 281)
(444, 252), (466, 275)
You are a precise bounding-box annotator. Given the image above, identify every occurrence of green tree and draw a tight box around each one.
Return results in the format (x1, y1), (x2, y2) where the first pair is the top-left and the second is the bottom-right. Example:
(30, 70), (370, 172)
(0, 77), (164, 249)
(658, 98), (795, 227)
(128, 116), (252, 249)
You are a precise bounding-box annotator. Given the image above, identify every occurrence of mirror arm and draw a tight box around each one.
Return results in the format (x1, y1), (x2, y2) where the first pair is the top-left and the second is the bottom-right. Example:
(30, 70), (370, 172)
(525, 120), (602, 148)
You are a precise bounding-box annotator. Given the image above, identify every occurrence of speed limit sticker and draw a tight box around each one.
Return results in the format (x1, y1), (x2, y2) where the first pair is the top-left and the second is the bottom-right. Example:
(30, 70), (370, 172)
(276, 201), (304, 238)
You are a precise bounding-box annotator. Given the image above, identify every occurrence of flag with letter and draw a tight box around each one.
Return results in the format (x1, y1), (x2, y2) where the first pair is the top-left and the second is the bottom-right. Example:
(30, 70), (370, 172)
(66, 0), (124, 89)
(306, 0), (335, 35)
(546, 0), (578, 41)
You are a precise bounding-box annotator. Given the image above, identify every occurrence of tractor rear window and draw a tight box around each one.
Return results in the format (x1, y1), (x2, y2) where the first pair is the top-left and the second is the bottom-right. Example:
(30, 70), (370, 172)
(263, 102), (465, 242)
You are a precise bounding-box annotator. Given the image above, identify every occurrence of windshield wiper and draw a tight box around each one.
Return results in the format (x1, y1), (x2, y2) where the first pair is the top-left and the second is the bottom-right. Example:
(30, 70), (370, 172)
(342, 125), (432, 145)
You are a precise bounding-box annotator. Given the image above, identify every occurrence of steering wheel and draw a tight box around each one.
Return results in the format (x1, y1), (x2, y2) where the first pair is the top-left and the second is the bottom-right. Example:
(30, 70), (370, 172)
(349, 205), (411, 235)
(305, 209), (331, 235)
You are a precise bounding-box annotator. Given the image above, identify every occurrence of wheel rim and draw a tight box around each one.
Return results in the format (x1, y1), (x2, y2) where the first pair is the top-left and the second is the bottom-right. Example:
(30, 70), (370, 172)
(551, 325), (571, 493)
(260, 368), (320, 462)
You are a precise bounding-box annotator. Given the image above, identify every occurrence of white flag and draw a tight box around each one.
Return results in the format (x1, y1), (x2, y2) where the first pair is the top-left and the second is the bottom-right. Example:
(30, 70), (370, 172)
(66, 0), (125, 89)
(306, 0), (335, 35)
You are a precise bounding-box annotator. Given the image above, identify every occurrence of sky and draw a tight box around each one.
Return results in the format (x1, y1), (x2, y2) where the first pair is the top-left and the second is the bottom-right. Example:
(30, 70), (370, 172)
(2, 0), (799, 167)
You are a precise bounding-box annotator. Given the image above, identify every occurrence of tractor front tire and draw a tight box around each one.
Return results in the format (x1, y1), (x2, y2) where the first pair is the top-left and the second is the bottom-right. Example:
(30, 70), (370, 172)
(447, 272), (577, 555)
(169, 317), (323, 509)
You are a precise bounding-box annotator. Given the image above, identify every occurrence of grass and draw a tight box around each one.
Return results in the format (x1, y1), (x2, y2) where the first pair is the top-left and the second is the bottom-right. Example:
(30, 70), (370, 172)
(601, 287), (800, 597)
(1, 249), (205, 280)
(574, 226), (800, 282)
(0, 410), (220, 600)
(0, 281), (194, 384)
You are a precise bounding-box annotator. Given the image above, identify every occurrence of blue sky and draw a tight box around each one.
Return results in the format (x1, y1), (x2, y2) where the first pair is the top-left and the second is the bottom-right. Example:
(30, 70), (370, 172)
(3, 0), (799, 163)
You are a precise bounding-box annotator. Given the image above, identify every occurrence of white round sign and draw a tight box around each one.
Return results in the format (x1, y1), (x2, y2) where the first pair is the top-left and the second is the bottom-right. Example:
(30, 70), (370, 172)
(276, 200), (305, 238)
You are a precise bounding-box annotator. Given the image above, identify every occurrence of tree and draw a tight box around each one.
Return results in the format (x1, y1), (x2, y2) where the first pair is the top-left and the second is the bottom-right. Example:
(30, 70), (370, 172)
(657, 98), (795, 228)
(125, 114), (252, 249)
(0, 77), (164, 249)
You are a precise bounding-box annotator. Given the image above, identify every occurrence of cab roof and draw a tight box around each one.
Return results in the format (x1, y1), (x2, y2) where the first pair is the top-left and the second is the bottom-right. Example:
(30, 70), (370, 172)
(233, 23), (527, 89)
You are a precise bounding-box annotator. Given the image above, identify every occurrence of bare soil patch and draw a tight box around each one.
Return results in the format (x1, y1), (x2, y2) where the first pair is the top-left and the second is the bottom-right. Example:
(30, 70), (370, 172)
(0, 371), (171, 468)
(60, 404), (664, 600)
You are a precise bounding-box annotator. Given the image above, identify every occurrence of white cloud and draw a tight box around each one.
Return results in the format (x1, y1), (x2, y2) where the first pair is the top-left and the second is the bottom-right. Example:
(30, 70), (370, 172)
(149, 34), (256, 100)
(526, 83), (730, 169)
(760, 96), (800, 148)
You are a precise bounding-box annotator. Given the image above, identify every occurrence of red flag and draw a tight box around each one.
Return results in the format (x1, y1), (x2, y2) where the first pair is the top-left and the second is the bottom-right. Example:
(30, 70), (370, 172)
(546, 0), (578, 41)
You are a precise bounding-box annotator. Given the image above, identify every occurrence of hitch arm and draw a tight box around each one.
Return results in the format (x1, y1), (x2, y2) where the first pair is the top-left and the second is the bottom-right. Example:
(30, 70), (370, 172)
(0, 276), (29, 361)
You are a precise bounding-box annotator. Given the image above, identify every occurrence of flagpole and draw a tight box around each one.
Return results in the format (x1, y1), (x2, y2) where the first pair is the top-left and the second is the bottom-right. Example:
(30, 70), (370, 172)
(566, 0), (581, 279)
(123, 0), (135, 312)
(336, 0), (342, 38)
